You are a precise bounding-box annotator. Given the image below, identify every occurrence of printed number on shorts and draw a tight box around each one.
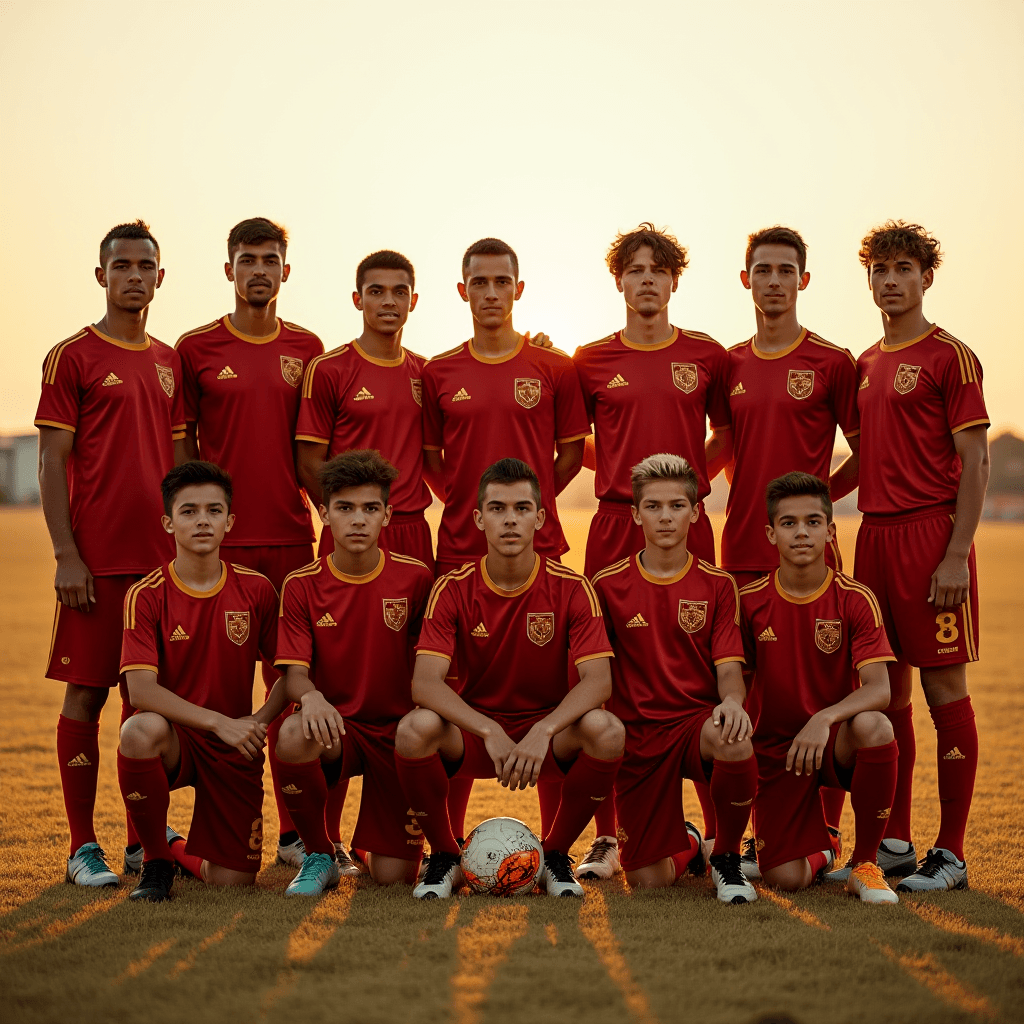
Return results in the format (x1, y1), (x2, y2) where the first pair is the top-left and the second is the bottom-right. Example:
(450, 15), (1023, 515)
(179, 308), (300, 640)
(248, 816), (263, 851)
(935, 612), (959, 644)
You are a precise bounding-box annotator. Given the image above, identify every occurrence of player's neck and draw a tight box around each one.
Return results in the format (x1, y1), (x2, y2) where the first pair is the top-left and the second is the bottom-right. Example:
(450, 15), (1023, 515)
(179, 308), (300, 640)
(94, 304), (149, 346)
(229, 297), (279, 338)
(881, 306), (933, 347)
(622, 308), (673, 346)
(357, 325), (404, 361)
(639, 542), (689, 578)
(331, 543), (381, 578)
(752, 308), (803, 353)
(776, 556), (829, 598)
(172, 548), (224, 592)
(471, 320), (520, 358)
(484, 546), (536, 590)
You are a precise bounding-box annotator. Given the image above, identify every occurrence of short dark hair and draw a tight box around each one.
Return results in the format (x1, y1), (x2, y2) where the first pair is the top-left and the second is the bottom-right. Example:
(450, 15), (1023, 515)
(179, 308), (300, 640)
(227, 217), (288, 260)
(477, 458), (541, 509)
(462, 238), (519, 279)
(161, 461), (232, 516)
(606, 223), (688, 280)
(858, 220), (943, 273)
(631, 453), (699, 506)
(99, 219), (160, 268)
(319, 449), (399, 505)
(765, 471), (832, 525)
(746, 225), (808, 276)
(356, 250), (416, 293)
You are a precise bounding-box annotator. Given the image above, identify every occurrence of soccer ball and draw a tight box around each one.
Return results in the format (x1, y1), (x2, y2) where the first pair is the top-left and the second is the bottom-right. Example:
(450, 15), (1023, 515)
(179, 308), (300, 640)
(460, 817), (544, 896)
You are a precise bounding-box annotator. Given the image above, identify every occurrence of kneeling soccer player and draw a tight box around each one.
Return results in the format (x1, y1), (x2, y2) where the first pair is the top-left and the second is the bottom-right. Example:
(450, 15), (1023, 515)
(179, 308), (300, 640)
(395, 458), (623, 899)
(118, 461), (286, 901)
(273, 450), (434, 895)
(741, 472), (899, 903)
(592, 454), (757, 904)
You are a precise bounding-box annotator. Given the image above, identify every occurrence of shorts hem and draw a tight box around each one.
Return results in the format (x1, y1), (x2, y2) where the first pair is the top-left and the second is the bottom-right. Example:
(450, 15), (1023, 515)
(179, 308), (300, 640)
(45, 671), (119, 688)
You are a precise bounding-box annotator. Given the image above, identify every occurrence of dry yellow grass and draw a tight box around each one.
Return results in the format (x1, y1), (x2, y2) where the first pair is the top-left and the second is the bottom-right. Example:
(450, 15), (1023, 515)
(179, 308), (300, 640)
(1, 508), (1022, 1023)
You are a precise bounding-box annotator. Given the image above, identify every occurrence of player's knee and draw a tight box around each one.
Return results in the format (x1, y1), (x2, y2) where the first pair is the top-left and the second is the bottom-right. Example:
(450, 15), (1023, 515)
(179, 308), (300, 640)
(395, 708), (444, 757)
(203, 863), (257, 887)
(849, 710), (893, 749)
(62, 683), (109, 721)
(119, 712), (171, 758)
(580, 709), (625, 759)
(711, 735), (754, 761)
(761, 860), (810, 892)
(275, 713), (317, 763)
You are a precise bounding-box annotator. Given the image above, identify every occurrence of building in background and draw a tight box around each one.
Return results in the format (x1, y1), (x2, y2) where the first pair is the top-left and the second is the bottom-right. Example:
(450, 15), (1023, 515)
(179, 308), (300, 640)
(0, 435), (38, 504)
(986, 432), (1024, 521)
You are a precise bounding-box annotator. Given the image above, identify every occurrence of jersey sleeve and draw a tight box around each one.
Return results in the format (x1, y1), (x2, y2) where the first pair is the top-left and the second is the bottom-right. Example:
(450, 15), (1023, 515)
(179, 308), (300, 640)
(415, 576), (459, 660)
(940, 344), (989, 433)
(567, 577), (613, 668)
(711, 574), (745, 665)
(274, 576), (314, 668)
(420, 364), (444, 451)
(846, 585), (895, 670)
(256, 579), (279, 665)
(176, 338), (201, 424)
(35, 344), (82, 433)
(706, 345), (733, 430)
(120, 581), (161, 674)
(553, 359), (591, 443)
(296, 357), (336, 444)
(571, 351), (597, 422)
(739, 596), (758, 673)
(407, 568), (434, 645)
(830, 348), (861, 438)
(168, 349), (186, 438)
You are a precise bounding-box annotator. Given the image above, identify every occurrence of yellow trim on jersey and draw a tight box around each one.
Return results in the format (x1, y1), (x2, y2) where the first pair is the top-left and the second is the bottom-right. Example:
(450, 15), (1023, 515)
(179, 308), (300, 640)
(390, 552), (431, 571)
(302, 345), (351, 399)
(807, 332), (858, 367)
(174, 320), (220, 348)
(621, 326), (678, 352)
(274, 659), (311, 668)
(482, 553), (540, 597)
(546, 562), (602, 617)
(636, 550), (693, 586)
(295, 434), (330, 445)
(698, 560), (742, 626)
(738, 575), (771, 596)
(327, 549), (385, 584)
(282, 320), (317, 335)
(878, 325), (935, 353)
(353, 340), (406, 368)
(427, 342), (467, 364)
(678, 328), (720, 346)
(774, 567), (833, 605)
(714, 656), (746, 666)
(575, 651), (614, 666)
(43, 330), (89, 384)
(35, 419), (76, 433)
(855, 656), (897, 670)
(231, 564), (273, 582)
(169, 560), (227, 599)
(422, 444), (443, 451)
(835, 573), (884, 629)
(278, 560), (323, 616)
(591, 557), (631, 584)
(951, 418), (989, 434)
(124, 569), (165, 629)
(751, 328), (806, 361)
(469, 334), (526, 365)
(557, 432), (591, 444)
(222, 314), (281, 345)
(121, 663), (159, 674)
(424, 562), (476, 618)
(90, 325), (151, 351)
(936, 330), (981, 385)
(574, 335), (615, 354)
(416, 649), (453, 662)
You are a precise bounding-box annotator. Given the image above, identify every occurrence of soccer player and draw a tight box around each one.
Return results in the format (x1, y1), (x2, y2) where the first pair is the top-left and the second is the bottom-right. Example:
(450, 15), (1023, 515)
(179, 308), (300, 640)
(592, 455), (758, 904)
(295, 250), (436, 568)
(741, 473), (899, 903)
(175, 217), (325, 869)
(394, 459), (623, 899)
(273, 450), (434, 895)
(36, 219), (186, 886)
(846, 221), (989, 891)
(118, 461), (286, 902)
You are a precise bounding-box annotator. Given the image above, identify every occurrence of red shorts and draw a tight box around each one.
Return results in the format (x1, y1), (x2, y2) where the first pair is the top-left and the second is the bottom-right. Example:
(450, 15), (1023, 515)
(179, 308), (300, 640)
(615, 712), (713, 872)
(584, 500), (715, 578)
(751, 724), (853, 873)
(322, 718), (423, 862)
(443, 710), (571, 783)
(170, 723), (265, 874)
(318, 512), (434, 571)
(225, 544), (315, 593)
(854, 506), (979, 668)
(46, 574), (141, 688)
(727, 540), (842, 591)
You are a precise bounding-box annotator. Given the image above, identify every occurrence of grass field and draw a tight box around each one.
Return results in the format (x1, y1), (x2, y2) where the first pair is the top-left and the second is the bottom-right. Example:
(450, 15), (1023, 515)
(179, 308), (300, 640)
(2, 507), (1023, 1024)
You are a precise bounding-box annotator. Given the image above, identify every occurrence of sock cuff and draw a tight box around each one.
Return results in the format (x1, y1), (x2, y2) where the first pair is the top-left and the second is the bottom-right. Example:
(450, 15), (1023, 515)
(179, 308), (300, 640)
(855, 740), (898, 764)
(116, 750), (164, 771)
(885, 703), (913, 724)
(58, 715), (100, 737)
(277, 757), (324, 778)
(713, 754), (757, 774)
(929, 695), (974, 729)
(574, 751), (623, 775)
(395, 751), (443, 769)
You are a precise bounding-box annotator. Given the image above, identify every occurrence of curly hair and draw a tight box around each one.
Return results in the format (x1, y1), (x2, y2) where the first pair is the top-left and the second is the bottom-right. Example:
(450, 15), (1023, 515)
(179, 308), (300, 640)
(606, 223), (689, 279)
(858, 220), (943, 272)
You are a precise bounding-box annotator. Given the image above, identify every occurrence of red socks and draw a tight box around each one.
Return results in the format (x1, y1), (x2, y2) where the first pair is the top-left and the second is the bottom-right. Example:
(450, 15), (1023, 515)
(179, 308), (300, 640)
(693, 780), (717, 841)
(447, 777), (475, 841)
(537, 777), (563, 840)
(168, 838), (205, 878)
(275, 759), (333, 855)
(325, 778), (349, 846)
(117, 700), (140, 848)
(710, 756), (758, 855)
(591, 788), (617, 839)
(820, 787), (846, 830)
(267, 712), (297, 837)
(806, 850), (830, 876)
(884, 702), (916, 842)
(57, 715), (100, 855)
(395, 752), (460, 856)
(543, 753), (621, 855)
(849, 741), (899, 864)
(117, 751), (173, 862)
(931, 697), (978, 861)
(670, 832), (700, 881)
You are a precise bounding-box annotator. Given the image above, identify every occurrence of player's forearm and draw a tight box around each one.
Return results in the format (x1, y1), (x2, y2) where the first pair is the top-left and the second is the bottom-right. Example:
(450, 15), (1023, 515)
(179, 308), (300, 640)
(816, 669), (890, 727)
(296, 441), (327, 506)
(715, 662), (746, 705)
(422, 450), (445, 499)
(829, 444), (860, 502)
(281, 665), (317, 704)
(125, 670), (222, 732)
(705, 427), (733, 481)
(538, 661), (612, 738)
(411, 662), (499, 738)
(553, 439), (585, 495)
(179, 423), (200, 462)
(256, 675), (291, 725)
(947, 438), (990, 559)
(38, 441), (79, 561)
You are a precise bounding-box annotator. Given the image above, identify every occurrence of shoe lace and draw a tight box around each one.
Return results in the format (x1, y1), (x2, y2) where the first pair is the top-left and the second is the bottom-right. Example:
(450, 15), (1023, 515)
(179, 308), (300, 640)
(421, 850), (460, 886)
(139, 858), (175, 885)
(585, 838), (616, 863)
(916, 849), (950, 879)
(711, 852), (746, 887)
(80, 844), (110, 873)
(741, 837), (757, 860)
(545, 850), (575, 883)
(850, 863), (890, 889)
(298, 852), (334, 881)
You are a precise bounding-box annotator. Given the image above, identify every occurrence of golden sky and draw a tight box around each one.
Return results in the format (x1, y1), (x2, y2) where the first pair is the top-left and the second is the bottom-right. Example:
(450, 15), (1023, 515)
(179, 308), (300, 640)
(1, 1), (1021, 435)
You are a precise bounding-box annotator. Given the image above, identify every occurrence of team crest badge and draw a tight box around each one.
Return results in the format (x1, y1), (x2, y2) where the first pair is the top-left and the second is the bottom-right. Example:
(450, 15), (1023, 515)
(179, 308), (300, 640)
(677, 600), (708, 633)
(527, 612), (555, 646)
(155, 364), (175, 398)
(671, 363), (698, 394)
(787, 369), (814, 400)
(815, 618), (842, 654)
(383, 598), (408, 632)
(280, 355), (304, 388)
(225, 611), (250, 646)
(893, 364), (922, 395)
(410, 378), (423, 407)
(515, 378), (542, 409)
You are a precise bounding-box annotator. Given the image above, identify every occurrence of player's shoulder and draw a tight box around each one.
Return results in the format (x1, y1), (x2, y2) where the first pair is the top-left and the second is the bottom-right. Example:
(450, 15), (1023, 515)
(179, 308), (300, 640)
(805, 331), (857, 368)
(388, 551), (434, 580)
(174, 319), (222, 350)
(425, 561), (477, 612)
(230, 562), (278, 596)
(124, 567), (168, 622)
(545, 559), (601, 611)
(573, 333), (617, 362)
(42, 328), (92, 379)
(697, 559), (739, 585)
(148, 334), (174, 355)
(281, 320), (321, 340)
(833, 572), (884, 625)
(678, 327), (724, 350)
(403, 348), (428, 371)
(280, 558), (325, 593)
(932, 326), (983, 382)
(425, 342), (468, 368)
(737, 573), (772, 604)
(727, 337), (753, 355)
(524, 338), (573, 365)
(591, 556), (632, 587)
(305, 343), (352, 376)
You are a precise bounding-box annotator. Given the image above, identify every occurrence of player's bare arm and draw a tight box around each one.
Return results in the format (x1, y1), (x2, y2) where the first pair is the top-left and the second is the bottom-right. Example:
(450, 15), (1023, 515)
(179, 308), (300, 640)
(711, 661), (750, 743)
(296, 439), (328, 506)
(704, 426), (734, 482)
(254, 675), (291, 729)
(553, 438), (585, 494)
(828, 434), (861, 501)
(282, 663), (345, 749)
(422, 449), (445, 498)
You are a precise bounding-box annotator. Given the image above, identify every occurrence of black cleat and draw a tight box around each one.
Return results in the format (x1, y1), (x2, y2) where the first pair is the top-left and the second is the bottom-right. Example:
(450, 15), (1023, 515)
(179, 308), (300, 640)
(129, 858), (176, 902)
(540, 850), (584, 897)
(413, 850), (462, 899)
(709, 851), (758, 904)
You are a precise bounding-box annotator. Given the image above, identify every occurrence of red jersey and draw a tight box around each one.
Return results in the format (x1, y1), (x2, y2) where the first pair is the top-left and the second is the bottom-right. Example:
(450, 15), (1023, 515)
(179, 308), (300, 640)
(176, 316), (324, 546)
(739, 569), (894, 761)
(295, 341), (431, 514)
(572, 328), (730, 503)
(35, 326), (185, 576)
(719, 330), (860, 572)
(120, 561), (278, 720)
(593, 553), (744, 726)
(421, 337), (590, 563)
(856, 326), (988, 515)
(416, 555), (613, 721)
(275, 551), (433, 724)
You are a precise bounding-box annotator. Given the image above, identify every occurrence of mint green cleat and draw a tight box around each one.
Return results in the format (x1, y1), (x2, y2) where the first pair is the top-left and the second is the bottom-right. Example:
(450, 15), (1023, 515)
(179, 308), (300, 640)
(285, 852), (340, 896)
(66, 842), (119, 887)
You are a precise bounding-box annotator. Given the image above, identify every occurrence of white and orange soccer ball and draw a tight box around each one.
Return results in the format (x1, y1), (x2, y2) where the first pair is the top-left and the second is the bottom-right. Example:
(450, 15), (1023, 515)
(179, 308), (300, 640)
(460, 817), (544, 896)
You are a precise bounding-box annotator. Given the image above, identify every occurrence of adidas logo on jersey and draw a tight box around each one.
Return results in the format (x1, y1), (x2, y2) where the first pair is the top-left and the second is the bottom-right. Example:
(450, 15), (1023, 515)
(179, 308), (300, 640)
(758, 627), (778, 641)
(452, 387), (471, 402)
(125, 791), (147, 801)
(730, 382), (746, 396)
(217, 366), (238, 380)
(859, 376), (870, 390)
(944, 747), (967, 760)
(606, 374), (629, 389)
(281, 784), (302, 795)
(67, 753), (92, 767)
(316, 612), (338, 627)
(353, 386), (374, 401)
(471, 622), (489, 638)
(170, 625), (190, 641)
(102, 372), (123, 386)
(626, 613), (648, 628)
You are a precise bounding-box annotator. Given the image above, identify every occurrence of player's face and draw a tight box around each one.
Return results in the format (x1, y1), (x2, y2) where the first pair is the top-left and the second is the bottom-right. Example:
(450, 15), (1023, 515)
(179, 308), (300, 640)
(354, 269), (418, 335)
(616, 244), (677, 317)
(161, 483), (234, 554)
(458, 254), (523, 329)
(473, 481), (545, 557)
(631, 480), (697, 551)
(765, 495), (835, 567)
(320, 484), (392, 555)
(869, 252), (933, 317)
(95, 239), (164, 312)
(226, 241), (290, 309)
(741, 244), (809, 317)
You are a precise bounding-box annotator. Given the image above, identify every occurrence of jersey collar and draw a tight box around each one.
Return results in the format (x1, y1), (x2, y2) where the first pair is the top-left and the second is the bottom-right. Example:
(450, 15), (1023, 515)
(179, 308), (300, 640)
(328, 549), (385, 584)
(222, 314), (282, 344)
(751, 327), (806, 361)
(468, 333), (526, 364)
(352, 340), (406, 367)
(169, 560), (227, 598)
(88, 324), (151, 351)
(636, 550), (693, 585)
(480, 553), (540, 597)
(773, 566), (833, 604)
(620, 326), (679, 352)
(879, 324), (938, 353)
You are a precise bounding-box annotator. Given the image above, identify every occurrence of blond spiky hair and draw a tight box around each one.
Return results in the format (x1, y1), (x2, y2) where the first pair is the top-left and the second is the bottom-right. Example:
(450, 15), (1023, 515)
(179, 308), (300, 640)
(630, 453), (699, 506)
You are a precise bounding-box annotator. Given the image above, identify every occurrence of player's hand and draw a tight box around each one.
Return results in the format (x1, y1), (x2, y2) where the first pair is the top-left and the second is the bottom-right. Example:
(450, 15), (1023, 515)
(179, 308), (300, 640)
(299, 690), (345, 750)
(929, 552), (970, 611)
(482, 728), (515, 782)
(500, 723), (551, 790)
(214, 715), (268, 761)
(55, 551), (94, 612)
(786, 713), (831, 776)
(528, 332), (553, 349)
(713, 697), (751, 743)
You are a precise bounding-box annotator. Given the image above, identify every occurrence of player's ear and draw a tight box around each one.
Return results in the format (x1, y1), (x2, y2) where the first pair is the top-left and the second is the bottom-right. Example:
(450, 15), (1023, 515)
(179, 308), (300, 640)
(690, 502), (699, 523)
(535, 506), (546, 529)
(514, 280), (525, 300)
(281, 263), (291, 283)
(95, 266), (106, 288)
(472, 508), (485, 530)
(615, 276), (625, 294)
(319, 503), (330, 526)
(409, 292), (419, 311)
(224, 261), (235, 282)
(740, 270), (751, 290)
(161, 514), (174, 535)
(224, 513), (235, 534)
(156, 268), (165, 289)
(352, 291), (363, 311)
(457, 281), (469, 302)
(798, 271), (810, 291)
(765, 522), (777, 547)
(382, 504), (393, 528)
(921, 267), (934, 292)
(826, 519), (836, 543)
(630, 505), (642, 526)
(671, 275), (679, 293)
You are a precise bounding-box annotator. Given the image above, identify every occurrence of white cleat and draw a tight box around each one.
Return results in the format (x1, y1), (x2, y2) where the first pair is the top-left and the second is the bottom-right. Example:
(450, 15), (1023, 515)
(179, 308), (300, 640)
(276, 835), (307, 868)
(66, 843), (119, 887)
(847, 862), (899, 903)
(335, 843), (367, 877)
(123, 844), (144, 877)
(540, 851), (584, 897)
(896, 847), (968, 893)
(709, 852), (758, 904)
(739, 836), (761, 881)
(413, 850), (462, 899)
(575, 836), (620, 880)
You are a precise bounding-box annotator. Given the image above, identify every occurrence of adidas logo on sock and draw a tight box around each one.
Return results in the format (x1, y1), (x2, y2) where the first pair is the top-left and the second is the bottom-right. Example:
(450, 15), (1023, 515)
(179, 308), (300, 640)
(353, 386), (374, 401)
(217, 366), (237, 379)
(626, 613), (648, 628)
(944, 747), (966, 760)
(170, 625), (190, 641)
(859, 376), (870, 390)
(471, 622), (489, 638)
(730, 382), (745, 396)
(316, 612), (338, 627)
(125, 791), (147, 801)
(452, 387), (471, 402)
(606, 374), (629, 389)
(730, 799), (753, 806)
(67, 753), (92, 767)
(758, 626), (778, 641)
(102, 372), (123, 386)
(281, 784), (302, 795)
(878, 807), (891, 819)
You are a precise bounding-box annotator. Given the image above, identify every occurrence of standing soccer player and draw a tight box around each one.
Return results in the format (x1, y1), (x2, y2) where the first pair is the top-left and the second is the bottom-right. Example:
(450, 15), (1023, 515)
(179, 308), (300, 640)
(394, 459), (623, 899)
(175, 217), (324, 868)
(118, 461), (286, 901)
(742, 473), (899, 903)
(592, 455), (758, 904)
(273, 451), (434, 895)
(845, 221), (989, 891)
(36, 220), (186, 886)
